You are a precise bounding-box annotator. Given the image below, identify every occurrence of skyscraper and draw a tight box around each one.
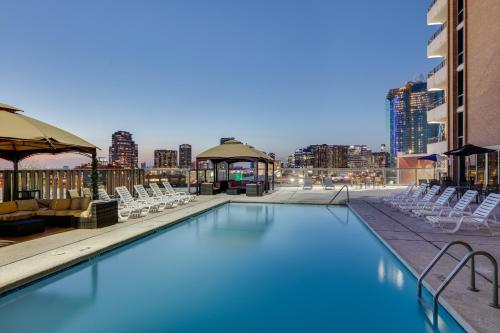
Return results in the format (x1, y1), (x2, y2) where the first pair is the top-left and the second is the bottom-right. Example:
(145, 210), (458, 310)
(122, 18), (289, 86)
(347, 145), (372, 168)
(179, 144), (192, 169)
(154, 150), (177, 168)
(109, 131), (138, 168)
(386, 81), (442, 158)
(220, 137), (235, 145)
(154, 149), (177, 168)
(311, 145), (349, 168)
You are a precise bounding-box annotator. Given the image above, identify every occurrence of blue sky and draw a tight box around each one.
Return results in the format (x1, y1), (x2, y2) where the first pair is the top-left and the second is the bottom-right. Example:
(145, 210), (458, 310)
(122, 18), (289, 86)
(0, 0), (440, 167)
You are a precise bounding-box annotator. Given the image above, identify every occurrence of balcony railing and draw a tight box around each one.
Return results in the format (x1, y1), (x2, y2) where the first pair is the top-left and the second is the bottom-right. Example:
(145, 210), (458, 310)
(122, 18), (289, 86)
(428, 59), (447, 78)
(428, 23), (446, 45)
(428, 135), (446, 144)
(428, 0), (438, 12)
(428, 95), (446, 110)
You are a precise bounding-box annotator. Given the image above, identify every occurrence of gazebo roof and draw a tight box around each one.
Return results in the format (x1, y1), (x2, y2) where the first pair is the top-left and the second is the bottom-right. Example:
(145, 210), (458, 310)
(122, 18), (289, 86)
(0, 105), (98, 160)
(197, 139), (273, 162)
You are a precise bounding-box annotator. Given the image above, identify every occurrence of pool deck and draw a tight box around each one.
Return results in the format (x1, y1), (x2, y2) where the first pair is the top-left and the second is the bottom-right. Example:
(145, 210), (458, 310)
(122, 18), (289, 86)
(1, 186), (499, 332)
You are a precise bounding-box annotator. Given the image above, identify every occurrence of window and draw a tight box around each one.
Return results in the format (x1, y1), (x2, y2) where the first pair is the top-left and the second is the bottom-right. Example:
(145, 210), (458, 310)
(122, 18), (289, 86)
(457, 111), (464, 138)
(457, 28), (464, 65)
(457, 0), (464, 23)
(457, 70), (464, 107)
(488, 152), (499, 185)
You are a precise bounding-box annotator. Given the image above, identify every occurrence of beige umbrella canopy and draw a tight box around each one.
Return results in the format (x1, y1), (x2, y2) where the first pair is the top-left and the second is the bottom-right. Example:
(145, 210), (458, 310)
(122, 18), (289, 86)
(197, 139), (273, 161)
(0, 103), (98, 199)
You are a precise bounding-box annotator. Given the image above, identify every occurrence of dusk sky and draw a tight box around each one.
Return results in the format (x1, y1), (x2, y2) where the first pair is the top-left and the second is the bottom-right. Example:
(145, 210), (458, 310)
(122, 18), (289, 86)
(0, 0), (440, 167)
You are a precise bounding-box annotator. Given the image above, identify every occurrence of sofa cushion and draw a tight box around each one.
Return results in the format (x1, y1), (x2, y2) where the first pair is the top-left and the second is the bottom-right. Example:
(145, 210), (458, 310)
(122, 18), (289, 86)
(15, 199), (39, 211)
(1, 211), (34, 222)
(80, 197), (91, 210)
(0, 201), (18, 215)
(35, 210), (57, 217)
(70, 198), (82, 210)
(49, 199), (72, 211)
(36, 199), (52, 209)
(54, 210), (82, 217)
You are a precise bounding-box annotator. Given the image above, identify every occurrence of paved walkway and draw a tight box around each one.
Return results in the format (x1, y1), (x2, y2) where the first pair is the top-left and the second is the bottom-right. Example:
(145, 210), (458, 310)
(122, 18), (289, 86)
(1, 186), (499, 332)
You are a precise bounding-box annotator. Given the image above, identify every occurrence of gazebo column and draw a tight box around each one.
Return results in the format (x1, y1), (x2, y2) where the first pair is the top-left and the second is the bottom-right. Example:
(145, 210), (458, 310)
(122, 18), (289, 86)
(265, 161), (269, 193)
(195, 159), (199, 194)
(272, 162), (275, 191)
(91, 151), (99, 200)
(12, 154), (19, 200)
(254, 159), (258, 183)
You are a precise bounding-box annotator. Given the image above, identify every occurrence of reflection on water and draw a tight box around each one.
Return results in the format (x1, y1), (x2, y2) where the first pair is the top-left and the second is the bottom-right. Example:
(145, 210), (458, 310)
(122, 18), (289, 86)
(377, 258), (404, 290)
(196, 204), (275, 248)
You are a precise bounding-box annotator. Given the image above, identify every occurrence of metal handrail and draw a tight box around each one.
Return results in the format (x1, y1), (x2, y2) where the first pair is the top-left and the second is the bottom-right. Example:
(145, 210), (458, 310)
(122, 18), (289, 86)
(417, 241), (477, 299)
(433, 251), (500, 313)
(327, 185), (349, 205)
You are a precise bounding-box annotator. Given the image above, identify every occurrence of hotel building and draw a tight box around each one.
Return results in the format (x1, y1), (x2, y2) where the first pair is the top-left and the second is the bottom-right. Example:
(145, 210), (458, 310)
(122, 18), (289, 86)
(427, 0), (500, 184)
(154, 150), (178, 168)
(179, 144), (192, 169)
(109, 131), (138, 169)
(386, 81), (442, 158)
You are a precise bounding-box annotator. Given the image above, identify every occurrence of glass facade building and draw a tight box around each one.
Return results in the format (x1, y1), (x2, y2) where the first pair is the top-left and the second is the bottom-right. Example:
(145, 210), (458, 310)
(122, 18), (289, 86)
(386, 81), (443, 161)
(109, 131), (138, 169)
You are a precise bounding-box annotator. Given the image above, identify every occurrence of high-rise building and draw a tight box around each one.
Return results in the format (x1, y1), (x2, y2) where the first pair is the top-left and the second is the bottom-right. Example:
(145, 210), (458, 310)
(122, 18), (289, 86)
(386, 81), (442, 158)
(293, 147), (314, 168)
(371, 144), (390, 168)
(154, 150), (177, 168)
(347, 145), (372, 169)
(179, 144), (192, 169)
(426, 0), (500, 184)
(109, 131), (138, 168)
(220, 137), (235, 145)
(311, 145), (349, 168)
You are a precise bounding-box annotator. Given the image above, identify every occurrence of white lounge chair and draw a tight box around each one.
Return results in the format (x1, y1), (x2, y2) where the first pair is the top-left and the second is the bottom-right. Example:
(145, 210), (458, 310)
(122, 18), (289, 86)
(303, 177), (313, 190)
(392, 183), (427, 208)
(412, 187), (456, 217)
(426, 190), (477, 226)
(431, 193), (500, 234)
(399, 185), (440, 213)
(149, 183), (181, 206)
(115, 186), (150, 217)
(323, 176), (335, 190)
(383, 181), (416, 204)
(98, 188), (132, 222)
(161, 180), (195, 202)
(134, 185), (169, 211)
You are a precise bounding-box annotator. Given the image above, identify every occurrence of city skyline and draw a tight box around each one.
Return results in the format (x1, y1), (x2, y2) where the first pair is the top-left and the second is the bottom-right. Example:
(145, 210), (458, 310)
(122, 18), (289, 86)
(0, 0), (439, 168)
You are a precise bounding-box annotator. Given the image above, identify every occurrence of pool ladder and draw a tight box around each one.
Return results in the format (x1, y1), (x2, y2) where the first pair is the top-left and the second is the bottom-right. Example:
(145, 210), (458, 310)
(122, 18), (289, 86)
(417, 240), (500, 316)
(327, 185), (349, 206)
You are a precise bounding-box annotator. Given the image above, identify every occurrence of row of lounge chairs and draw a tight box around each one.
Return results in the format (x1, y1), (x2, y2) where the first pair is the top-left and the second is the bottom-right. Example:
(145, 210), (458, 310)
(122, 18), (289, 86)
(98, 181), (195, 222)
(383, 182), (500, 234)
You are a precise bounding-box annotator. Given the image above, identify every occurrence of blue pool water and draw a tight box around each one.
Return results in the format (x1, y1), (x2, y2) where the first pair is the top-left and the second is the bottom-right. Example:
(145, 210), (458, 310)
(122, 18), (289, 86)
(0, 203), (463, 332)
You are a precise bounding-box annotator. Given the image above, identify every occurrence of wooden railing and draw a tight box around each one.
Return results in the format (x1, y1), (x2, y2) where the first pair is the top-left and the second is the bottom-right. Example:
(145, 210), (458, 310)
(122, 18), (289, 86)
(0, 169), (145, 202)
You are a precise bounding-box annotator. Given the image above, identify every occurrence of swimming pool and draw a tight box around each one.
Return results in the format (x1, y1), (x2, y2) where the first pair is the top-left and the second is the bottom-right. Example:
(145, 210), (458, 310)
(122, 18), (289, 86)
(0, 203), (463, 332)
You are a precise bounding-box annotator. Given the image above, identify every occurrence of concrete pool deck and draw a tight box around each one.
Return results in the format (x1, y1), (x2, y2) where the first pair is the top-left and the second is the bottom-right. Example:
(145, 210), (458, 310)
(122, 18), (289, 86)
(1, 186), (499, 332)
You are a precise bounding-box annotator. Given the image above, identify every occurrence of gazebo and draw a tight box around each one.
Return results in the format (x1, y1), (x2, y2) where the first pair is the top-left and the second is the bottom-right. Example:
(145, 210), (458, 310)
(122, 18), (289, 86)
(0, 103), (99, 200)
(195, 140), (274, 195)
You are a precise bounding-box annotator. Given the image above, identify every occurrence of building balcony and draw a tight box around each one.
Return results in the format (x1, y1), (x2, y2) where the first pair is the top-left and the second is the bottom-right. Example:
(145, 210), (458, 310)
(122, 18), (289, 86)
(427, 60), (447, 91)
(427, 100), (447, 123)
(427, 24), (447, 58)
(427, 0), (447, 25)
(427, 139), (448, 154)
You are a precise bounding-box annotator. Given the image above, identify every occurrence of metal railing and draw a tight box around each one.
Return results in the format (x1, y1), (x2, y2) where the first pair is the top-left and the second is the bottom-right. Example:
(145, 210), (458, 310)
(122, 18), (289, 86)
(328, 185), (349, 205)
(427, 94), (446, 111)
(428, 23), (447, 45)
(428, 59), (447, 79)
(418, 241), (500, 317)
(0, 169), (145, 202)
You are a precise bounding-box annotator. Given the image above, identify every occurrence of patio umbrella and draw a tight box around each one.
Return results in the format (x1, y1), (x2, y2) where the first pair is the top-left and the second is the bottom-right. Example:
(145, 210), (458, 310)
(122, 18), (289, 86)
(418, 154), (449, 179)
(0, 103), (99, 200)
(444, 144), (495, 184)
(444, 144), (495, 157)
